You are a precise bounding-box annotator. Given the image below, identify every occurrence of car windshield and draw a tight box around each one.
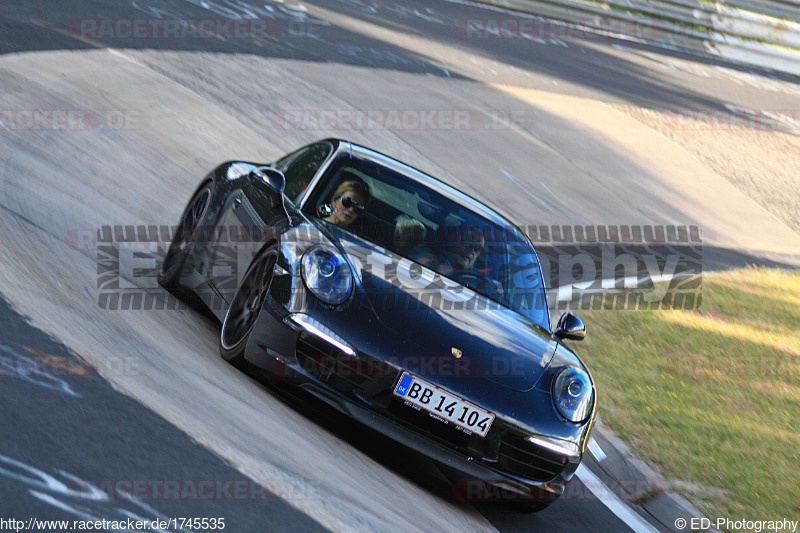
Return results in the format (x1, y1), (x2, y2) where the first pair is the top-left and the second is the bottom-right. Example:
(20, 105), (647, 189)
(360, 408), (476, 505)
(306, 154), (549, 329)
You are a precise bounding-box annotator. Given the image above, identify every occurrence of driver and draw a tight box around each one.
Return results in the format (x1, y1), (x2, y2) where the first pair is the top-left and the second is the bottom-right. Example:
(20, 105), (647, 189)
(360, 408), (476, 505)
(322, 175), (370, 228)
(410, 225), (485, 274)
(410, 226), (503, 296)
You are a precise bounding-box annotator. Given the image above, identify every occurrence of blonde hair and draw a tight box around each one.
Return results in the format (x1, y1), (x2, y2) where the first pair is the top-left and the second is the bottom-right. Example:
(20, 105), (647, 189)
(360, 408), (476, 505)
(394, 215), (427, 256)
(330, 176), (370, 206)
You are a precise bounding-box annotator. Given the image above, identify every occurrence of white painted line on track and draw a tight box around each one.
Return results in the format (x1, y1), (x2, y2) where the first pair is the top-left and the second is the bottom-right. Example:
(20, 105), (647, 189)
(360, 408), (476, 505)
(0, 120), (38, 147)
(497, 168), (595, 225)
(575, 464), (659, 533)
(500, 168), (554, 212)
(539, 181), (592, 225)
(587, 437), (607, 462)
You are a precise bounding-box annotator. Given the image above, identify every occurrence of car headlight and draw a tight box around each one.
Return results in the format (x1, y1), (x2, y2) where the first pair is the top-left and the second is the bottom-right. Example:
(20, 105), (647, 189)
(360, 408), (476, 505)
(528, 436), (580, 458)
(301, 246), (353, 305)
(552, 367), (593, 422)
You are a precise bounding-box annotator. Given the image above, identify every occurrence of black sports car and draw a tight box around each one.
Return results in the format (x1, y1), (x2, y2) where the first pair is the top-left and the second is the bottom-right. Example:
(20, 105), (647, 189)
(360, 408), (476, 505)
(159, 139), (595, 511)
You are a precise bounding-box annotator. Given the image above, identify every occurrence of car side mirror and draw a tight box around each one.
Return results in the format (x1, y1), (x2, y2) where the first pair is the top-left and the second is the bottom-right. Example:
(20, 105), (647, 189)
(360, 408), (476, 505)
(252, 166), (286, 195)
(554, 312), (585, 341)
(251, 166), (290, 224)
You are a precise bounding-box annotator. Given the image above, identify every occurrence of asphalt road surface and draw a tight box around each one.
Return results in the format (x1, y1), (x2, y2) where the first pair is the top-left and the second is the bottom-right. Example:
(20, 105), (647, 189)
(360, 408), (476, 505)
(0, 294), (326, 532)
(1, 0), (799, 531)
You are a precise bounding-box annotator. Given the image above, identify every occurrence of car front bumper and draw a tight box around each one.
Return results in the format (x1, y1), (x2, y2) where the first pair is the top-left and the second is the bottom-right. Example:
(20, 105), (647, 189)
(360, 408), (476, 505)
(244, 299), (582, 506)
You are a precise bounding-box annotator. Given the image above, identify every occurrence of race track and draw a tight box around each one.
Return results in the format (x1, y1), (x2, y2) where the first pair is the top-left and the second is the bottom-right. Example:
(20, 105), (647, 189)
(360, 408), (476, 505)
(1, 0), (799, 531)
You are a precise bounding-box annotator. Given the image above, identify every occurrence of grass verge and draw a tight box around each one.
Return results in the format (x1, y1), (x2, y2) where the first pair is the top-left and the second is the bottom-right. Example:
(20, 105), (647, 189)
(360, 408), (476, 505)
(578, 267), (800, 522)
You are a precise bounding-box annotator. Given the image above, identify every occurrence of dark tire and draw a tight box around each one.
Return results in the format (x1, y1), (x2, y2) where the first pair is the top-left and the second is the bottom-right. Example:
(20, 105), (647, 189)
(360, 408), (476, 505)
(219, 249), (278, 369)
(158, 182), (212, 292)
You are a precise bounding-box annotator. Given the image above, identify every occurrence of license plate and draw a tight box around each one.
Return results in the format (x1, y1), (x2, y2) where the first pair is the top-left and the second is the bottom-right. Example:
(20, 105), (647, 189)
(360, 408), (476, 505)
(393, 372), (495, 437)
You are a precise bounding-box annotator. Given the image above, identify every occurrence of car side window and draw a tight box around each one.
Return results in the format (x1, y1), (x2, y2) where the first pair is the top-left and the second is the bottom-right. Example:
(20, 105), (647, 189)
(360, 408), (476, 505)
(279, 142), (333, 202)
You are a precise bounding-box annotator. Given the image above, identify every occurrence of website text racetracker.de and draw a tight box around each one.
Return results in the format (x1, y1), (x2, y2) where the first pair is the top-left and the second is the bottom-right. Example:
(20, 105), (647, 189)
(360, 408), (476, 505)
(0, 517), (225, 531)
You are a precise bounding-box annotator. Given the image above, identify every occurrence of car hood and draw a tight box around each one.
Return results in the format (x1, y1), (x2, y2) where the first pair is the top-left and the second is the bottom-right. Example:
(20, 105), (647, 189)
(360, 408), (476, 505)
(339, 237), (558, 393)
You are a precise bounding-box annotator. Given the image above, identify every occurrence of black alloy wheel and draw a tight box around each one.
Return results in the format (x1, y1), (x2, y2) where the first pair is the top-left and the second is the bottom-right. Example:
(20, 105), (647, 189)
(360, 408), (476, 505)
(219, 249), (278, 368)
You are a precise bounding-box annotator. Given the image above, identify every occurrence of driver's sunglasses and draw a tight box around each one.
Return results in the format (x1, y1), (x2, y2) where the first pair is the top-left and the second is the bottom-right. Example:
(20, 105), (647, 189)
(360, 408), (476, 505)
(339, 195), (366, 214)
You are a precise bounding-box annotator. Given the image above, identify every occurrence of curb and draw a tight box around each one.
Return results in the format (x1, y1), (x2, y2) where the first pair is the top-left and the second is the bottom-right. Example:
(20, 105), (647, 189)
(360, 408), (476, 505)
(589, 416), (720, 532)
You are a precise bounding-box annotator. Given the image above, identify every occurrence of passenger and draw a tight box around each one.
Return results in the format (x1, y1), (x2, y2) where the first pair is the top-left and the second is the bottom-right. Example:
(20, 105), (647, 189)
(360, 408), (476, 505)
(393, 215), (427, 257)
(323, 175), (370, 228)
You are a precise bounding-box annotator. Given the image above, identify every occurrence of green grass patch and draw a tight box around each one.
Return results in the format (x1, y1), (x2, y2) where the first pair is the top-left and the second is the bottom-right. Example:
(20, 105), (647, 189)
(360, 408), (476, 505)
(578, 266), (800, 522)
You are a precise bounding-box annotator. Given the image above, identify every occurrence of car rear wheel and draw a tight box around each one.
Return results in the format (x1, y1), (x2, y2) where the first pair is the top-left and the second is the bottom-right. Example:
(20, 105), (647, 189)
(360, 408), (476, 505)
(219, 248), (278, 369)
(158, 182), (212, 292)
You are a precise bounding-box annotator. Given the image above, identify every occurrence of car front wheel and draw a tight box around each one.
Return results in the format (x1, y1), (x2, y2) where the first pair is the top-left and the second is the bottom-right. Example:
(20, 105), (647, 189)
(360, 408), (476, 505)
(219, 248), (278, 369)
